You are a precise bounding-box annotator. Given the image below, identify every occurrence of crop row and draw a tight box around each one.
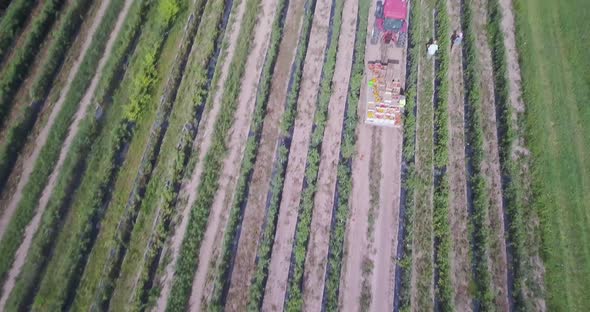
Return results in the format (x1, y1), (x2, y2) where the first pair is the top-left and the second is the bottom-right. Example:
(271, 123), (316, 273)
(461, 0), (495, 308)
(432, 0), (453, 309)
(112, 0), (236, 309)
(245, 0), (317, 309)
(394, 0), (420, 309)
(0, 0), (38, 64)
(72, 1), (208, 310)
(0, 0), (67, 131)
(164, 0), (264, 308)
(283, 0), (345, 310)
(3, 0), (153, 310)
(321, 0), (370, 309)
(26, 1), (181, 310)
(0, 0), (121, 297)
(206, 0), (289, 308)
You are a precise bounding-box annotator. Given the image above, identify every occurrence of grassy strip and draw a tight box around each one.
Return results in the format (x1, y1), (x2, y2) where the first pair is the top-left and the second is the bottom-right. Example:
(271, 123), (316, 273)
(0, 0), (118, 291)
(206, 0), (288, 308)
(28, 1), (181, 310)
(0, 0), (66, 130)
(3, 0), (152, 309)
(283, 0), (345, 310)
(321, 0), (370, 310)
(432, 0), (453, 309)
(395, 0), (420, 309)
(245, 0), (316, 309)
(461, 0), (494, 309)
(0, 0), (37, 64)
(71, 2), (207, 310)
(164, 0), (263, 308)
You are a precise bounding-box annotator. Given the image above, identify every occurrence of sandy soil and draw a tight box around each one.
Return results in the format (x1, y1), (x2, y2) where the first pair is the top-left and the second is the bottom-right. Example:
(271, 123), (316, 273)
(186, 0), (278, 308)
(473, 0), (510, 309)
(300, 0), (357, 309)
(0, 0), (127, 307)
(338, 123), (373, 311)
(261, 0), (333, 309)
(224, 0), (305, 309)
(446, 0), (473, 310)
(154, 0), (248, 309)
(0, 0), (111, 241)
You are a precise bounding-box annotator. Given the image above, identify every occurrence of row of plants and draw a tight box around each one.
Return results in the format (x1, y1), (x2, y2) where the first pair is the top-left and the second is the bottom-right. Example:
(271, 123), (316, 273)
(283, 0), (345, 309)
(486, 0), (532, 309)
(0, 0), (120, 294)
(3, 0), (153, 309)
(461, 0), (495, 308)
(321, 0), (370, 309)
(432, 0), (453, 309)
(27, 1), (182, 310)
(108, 0), (236, 309)
(164, 0), (264, 308)
(0, 0), (66, 131)
(206, 0), (289, 308)
(71, 1), (207, 310)
(245, 0), (317, 309)
(394, 0), (421, 309)
(0, 0), (37, 64)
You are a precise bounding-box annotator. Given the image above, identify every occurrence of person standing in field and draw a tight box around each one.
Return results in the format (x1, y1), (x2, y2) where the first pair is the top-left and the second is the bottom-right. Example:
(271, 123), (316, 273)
(451, 30), (463, 49)
(427, 39), (439, 59)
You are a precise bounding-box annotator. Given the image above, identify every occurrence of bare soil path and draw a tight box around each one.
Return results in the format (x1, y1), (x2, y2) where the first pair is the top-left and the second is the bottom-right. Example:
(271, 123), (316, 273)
(473, 0), (510, 309)
(0, 0), (111, 242)
(261, 0), (333, 309)
(300, 0), (357, 309)
(0, 0), (129, 307)
(186, 0), (278, 308)
(154, 0), (248, 309)
(224, 0), (306, 309)
(446, 0), (473, 310)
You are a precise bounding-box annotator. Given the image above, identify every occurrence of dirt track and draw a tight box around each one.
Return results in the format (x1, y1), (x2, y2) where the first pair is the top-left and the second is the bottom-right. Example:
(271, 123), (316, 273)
(447, 0), (473, 310)
(473, 0), (510, 308)
(300, 0), (357, 309)
(261, 0), (333, 309)
(0, 0), (112, 242)
(154, 0), (247, 309)
(224, 0), (305, 309)
(186, 0), (278, 308)
(0, 0), (127, 307)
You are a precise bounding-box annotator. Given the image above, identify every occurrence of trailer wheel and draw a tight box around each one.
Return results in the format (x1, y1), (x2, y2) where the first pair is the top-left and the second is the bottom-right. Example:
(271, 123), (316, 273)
(371, 26), (380, 45)
(396, 32), (407, 47)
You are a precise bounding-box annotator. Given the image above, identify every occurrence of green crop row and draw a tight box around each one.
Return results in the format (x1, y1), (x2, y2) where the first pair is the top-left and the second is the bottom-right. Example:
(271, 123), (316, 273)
(0, 0), (37, 64)
(28, 1), (180, 310)
(3, 0), (152, 310)
(164, 0), (263, 309)
(461, 0), (495, 309)
(322, 0), (370, 310)
(246, 1), (317, 309)
(432, 0), (453, 310)
(0, 0), (120, 296)
(206, 0), (288, 309)
(397, 0), (421, 309)
(486, 0), (531, 309)
(0, 0), (66, 130)
(283, 0), (345, 310)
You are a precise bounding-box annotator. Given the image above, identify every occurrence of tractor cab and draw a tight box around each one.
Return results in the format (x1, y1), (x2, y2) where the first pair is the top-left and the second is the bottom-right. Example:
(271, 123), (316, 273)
(371, 0), (408, 46)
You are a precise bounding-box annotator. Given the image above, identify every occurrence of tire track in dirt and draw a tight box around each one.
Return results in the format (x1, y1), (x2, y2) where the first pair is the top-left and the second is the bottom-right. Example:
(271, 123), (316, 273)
(261, 0), (332, 309)
(224, 0), (305, 309)
(154, 0), (248, 309)
(446, 0), (473, 310)
(187, 0), (278, 308)
(473, 0), (510, 309)
(0, 0), (110, 242)
(300, 0), (357, 309)
(0, 0), (127, 307)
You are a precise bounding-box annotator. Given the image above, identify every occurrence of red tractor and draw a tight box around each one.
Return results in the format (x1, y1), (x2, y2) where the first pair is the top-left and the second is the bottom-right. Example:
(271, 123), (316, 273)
(371, 0), (409, 47)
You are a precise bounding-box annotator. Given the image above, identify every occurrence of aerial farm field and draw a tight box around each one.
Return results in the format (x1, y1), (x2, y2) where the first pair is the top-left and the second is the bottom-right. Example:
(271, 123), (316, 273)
(0, 0), (587, 310)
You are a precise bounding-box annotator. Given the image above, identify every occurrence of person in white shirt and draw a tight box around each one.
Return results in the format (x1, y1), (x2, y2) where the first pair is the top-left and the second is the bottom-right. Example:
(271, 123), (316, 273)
(427, 39), (439, 59)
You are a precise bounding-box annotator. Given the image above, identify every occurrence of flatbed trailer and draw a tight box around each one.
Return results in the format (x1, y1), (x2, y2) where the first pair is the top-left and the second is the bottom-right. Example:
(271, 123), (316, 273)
(365, 60), (406, 127)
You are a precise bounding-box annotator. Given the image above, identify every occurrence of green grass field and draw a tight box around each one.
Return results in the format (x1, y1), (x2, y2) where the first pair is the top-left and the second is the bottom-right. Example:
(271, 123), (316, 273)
(515, 0), (590, 310)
